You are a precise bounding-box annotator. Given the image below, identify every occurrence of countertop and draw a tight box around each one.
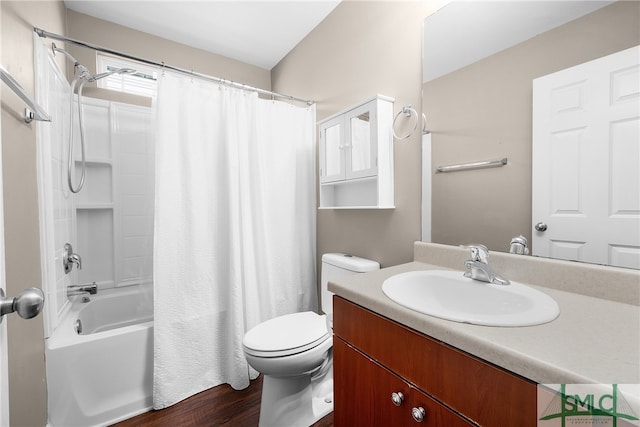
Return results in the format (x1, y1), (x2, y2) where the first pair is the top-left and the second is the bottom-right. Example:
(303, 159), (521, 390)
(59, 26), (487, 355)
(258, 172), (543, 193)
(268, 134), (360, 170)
(328, 259), (640, 386)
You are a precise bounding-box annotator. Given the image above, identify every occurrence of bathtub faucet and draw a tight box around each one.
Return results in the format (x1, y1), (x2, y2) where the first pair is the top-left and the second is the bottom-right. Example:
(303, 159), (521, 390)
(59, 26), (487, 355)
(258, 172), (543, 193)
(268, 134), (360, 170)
(67, 282), (98, 297)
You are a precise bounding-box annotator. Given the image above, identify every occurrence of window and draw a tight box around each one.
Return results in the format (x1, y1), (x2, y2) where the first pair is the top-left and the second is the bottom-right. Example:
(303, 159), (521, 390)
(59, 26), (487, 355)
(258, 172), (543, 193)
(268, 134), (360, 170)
(96, 53), (158, 98)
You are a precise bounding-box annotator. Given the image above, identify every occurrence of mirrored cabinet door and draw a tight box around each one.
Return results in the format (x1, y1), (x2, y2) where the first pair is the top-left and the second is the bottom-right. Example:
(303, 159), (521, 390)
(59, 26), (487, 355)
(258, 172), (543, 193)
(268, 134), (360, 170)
(346, 103), (377, 179)
(319, 116), (346, 183)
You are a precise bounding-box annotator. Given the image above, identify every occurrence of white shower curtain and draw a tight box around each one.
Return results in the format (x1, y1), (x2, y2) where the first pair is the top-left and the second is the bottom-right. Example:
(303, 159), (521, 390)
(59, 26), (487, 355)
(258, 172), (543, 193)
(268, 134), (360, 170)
(153, 72), (317, 409)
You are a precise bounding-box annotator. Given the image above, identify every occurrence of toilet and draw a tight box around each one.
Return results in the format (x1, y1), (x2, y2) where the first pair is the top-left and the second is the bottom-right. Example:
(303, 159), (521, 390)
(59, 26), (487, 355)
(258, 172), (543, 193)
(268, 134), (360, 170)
(243, 253), (380, 427)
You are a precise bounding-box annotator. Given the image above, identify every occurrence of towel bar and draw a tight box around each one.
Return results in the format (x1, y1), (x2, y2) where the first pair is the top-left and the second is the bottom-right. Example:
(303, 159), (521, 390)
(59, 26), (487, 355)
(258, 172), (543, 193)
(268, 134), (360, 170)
(436, 157), (507, 173)
(1, 64), (51, 123)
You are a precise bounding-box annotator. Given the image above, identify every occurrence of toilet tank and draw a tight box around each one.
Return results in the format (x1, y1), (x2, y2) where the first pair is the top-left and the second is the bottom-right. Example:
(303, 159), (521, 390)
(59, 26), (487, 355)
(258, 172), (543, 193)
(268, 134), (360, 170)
(321, 253), (380, 321)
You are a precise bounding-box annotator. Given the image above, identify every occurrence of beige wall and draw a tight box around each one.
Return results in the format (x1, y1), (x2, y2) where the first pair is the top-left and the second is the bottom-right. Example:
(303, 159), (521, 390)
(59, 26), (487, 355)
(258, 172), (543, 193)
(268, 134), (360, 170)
(424, 1), (640, 252)
(272, 1), (447, 271)
(1, 2), (67, 426)
(66, 9), (271, 92)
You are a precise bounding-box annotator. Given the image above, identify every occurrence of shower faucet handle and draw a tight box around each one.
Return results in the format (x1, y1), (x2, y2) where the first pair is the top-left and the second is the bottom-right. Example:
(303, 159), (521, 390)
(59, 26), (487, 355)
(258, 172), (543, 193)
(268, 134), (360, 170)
(63, 243), (82, 274)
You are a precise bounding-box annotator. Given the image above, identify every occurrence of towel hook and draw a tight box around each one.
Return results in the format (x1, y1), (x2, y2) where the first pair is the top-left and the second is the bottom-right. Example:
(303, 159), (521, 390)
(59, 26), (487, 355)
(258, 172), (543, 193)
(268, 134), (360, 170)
(393, 105), (419, 140)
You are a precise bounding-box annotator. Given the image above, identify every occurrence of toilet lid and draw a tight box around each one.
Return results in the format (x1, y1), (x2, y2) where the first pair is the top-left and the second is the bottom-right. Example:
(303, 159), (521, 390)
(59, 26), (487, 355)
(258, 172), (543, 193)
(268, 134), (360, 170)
(243, 311), (330, 356)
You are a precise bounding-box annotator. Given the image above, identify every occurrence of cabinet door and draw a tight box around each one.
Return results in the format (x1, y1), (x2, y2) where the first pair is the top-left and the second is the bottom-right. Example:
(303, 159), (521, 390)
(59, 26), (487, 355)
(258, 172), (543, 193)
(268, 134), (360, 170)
(345, 102), (377, 180)
(334, 338), (409, 426)
(319, 115), (345, 183)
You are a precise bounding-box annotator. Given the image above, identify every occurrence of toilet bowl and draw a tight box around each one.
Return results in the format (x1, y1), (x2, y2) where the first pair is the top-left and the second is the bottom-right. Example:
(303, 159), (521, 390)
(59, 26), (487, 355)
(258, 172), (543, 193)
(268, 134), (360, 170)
(242, 253), (379, 427)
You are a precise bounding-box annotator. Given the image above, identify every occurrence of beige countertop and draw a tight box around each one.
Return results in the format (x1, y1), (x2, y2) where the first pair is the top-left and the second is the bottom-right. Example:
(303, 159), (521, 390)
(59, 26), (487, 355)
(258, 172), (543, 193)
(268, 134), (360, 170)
(328, 243), (640, 386)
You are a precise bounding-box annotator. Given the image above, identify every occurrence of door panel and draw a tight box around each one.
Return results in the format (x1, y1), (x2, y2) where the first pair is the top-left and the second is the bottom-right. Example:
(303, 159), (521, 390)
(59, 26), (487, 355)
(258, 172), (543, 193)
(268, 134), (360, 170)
(319, 116), (345, 183)
(334, 338), (409, 426)
(532, 46), (640, 268)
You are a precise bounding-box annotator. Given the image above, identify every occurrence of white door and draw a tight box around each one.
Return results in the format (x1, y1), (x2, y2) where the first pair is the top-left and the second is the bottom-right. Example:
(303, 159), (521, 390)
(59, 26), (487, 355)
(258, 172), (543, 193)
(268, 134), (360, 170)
(532, 46), (640, 269)
(0, 99), (9, 426)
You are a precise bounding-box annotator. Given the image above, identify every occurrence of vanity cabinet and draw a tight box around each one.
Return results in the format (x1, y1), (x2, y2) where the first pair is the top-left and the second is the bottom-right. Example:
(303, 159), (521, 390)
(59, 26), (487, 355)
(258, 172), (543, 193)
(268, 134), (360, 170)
(334, 339), (473, 426)
(318, 95), (394, 209)
(333, 296), (538, 426)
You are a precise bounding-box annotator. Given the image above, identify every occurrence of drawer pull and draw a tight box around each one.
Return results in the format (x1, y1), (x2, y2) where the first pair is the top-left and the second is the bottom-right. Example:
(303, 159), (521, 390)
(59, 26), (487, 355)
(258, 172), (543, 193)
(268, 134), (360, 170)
(411, 406), (426, 422)
(391, 391), (404, 406)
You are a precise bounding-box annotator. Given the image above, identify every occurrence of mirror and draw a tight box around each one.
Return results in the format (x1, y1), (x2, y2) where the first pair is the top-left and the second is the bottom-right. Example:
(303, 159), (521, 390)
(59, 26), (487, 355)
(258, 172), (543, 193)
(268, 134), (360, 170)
(324, 122), (343, 177)
(422, 0), (639, 268)
(350, 112), (371, 173)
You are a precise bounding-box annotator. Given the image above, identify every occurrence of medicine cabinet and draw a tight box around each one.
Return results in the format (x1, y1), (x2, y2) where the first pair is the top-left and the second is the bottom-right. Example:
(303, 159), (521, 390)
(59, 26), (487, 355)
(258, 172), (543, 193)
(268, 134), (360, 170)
(318, 95), (394, 209)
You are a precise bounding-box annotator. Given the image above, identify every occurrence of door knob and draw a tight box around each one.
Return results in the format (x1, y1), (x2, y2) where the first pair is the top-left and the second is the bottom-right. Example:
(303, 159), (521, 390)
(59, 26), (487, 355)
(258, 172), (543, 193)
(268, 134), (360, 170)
(0, 287), (45, 323)
(535, 222), (548, 232)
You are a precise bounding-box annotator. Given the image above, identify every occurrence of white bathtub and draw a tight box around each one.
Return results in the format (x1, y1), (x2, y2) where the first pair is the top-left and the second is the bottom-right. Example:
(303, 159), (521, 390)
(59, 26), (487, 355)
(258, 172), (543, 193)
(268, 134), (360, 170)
(46, 284), (153, 427)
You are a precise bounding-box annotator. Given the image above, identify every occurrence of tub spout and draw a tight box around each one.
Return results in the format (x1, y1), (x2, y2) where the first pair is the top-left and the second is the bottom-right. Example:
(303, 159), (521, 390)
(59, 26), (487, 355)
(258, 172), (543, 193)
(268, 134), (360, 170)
(67, 282), (98, 297)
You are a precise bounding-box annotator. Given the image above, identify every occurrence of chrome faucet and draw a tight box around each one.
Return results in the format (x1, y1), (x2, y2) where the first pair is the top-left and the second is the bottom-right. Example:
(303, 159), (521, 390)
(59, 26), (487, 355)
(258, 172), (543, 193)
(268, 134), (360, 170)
(509, 235), (529, 255)
(67, 282), (98, 297)
(63, 243), (82, 274)
(463, 245), (510, 286)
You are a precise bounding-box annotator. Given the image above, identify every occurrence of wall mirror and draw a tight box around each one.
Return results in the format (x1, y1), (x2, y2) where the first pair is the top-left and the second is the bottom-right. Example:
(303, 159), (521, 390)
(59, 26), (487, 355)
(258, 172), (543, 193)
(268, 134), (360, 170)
(350, 112), (372, 173)
(422, 0), (639, 269)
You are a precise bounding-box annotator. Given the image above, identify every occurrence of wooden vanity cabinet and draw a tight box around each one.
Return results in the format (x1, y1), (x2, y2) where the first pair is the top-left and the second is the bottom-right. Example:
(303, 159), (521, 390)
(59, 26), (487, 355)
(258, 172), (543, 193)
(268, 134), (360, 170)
(333, 296), (538, 426)
(334, 339), (473, 426)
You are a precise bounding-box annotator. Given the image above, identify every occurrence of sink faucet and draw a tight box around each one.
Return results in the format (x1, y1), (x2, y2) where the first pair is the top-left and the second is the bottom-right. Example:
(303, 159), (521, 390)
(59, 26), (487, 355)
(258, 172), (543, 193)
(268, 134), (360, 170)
(67, 282), (98, 297)
(463, 245), (510, 286)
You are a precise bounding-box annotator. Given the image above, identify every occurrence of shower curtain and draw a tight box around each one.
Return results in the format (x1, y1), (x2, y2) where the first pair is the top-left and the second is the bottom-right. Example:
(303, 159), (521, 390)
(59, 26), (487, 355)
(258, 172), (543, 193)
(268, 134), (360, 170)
(153, 72), (317, 409)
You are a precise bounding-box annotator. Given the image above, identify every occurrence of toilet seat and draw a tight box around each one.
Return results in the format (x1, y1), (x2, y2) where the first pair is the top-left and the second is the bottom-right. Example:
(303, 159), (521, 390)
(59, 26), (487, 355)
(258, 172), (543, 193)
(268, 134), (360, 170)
(243, 311), (330, 358)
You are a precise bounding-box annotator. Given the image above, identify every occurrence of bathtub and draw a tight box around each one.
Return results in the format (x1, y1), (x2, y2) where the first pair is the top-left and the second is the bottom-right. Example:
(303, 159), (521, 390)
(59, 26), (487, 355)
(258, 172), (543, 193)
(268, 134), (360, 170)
(46, 284), (153, 427)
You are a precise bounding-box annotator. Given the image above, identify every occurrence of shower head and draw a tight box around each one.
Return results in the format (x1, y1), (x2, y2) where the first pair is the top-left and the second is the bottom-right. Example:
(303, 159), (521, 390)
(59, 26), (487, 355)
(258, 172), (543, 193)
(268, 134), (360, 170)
(88, 68), (137, 82)
(52, 43), (90, 79)
(52, 43), (80, 65)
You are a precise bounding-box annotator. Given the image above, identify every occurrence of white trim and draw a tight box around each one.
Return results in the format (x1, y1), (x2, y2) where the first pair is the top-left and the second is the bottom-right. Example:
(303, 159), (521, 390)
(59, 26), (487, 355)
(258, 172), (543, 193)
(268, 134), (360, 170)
(421, 133), (432, 242)
(0, 63), (10, 427)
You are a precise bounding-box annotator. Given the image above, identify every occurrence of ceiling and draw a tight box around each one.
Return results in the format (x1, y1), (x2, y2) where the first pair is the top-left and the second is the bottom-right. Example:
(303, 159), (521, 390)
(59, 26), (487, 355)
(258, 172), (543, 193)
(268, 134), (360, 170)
(423, 0), (614, 82)
(64, 1), (341, 70)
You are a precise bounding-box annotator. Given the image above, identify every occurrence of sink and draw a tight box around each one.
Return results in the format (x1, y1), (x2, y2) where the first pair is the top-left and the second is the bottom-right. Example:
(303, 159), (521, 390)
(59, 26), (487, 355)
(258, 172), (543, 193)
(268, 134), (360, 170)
(382, 270), (559, 327)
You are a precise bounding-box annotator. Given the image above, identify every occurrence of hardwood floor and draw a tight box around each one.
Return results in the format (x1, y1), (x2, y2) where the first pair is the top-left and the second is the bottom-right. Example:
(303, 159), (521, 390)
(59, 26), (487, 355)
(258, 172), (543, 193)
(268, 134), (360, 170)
(111, 375), (334, 427)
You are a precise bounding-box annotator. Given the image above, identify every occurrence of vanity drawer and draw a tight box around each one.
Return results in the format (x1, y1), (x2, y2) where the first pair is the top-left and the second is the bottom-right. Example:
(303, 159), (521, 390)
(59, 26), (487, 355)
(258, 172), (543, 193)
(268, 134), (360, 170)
(333, 296), (538, 426)
(334, 338), (473, 426)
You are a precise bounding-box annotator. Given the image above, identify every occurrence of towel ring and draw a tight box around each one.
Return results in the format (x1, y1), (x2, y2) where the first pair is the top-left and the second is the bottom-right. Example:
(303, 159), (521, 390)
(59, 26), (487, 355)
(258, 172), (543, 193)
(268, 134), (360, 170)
(393, 105), (419, 140)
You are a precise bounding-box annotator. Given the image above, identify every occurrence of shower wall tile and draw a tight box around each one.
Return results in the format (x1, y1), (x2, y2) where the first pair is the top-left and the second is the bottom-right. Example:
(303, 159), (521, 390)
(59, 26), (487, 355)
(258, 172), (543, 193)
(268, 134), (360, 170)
(112, 103), (154, 287)
(121, 195), (149, 216)
(119, 175), (146, 195)
(36, 38), (76, 338)
(120, 153), (147, 173)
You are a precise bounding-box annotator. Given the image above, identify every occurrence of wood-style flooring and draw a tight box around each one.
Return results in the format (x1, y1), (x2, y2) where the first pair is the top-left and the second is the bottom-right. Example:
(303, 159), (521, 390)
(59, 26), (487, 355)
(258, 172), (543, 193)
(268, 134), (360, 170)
(111, 375), (334, 427)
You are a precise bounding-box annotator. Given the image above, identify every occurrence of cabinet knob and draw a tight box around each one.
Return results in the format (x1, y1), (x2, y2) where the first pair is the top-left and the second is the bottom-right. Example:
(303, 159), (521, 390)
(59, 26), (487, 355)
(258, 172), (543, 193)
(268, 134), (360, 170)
(411, 406), (426, 423)
(391, 391), (404, 406)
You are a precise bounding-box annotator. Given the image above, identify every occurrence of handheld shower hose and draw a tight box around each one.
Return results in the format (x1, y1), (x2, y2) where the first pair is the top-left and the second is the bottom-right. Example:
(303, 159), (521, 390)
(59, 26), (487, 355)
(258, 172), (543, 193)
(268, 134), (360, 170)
(55, 46), (137, 193)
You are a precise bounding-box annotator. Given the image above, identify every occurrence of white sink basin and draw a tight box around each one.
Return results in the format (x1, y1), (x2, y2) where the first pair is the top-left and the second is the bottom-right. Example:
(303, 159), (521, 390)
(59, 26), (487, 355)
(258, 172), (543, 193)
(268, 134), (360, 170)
(382, 270), (559, 327)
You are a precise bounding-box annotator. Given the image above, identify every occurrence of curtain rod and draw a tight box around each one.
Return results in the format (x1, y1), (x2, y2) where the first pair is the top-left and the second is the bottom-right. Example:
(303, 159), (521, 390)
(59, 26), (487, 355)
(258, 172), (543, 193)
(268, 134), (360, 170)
(34, 27), (314, 106)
